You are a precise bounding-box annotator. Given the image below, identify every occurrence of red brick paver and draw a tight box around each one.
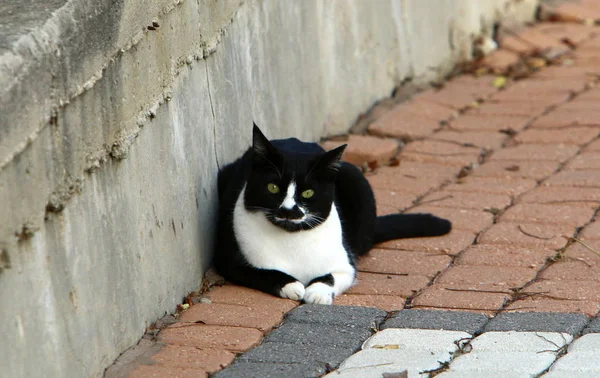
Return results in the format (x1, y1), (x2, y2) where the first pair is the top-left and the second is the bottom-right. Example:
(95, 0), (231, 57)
(471, 160), (560, 180)
(456, 244), (555, 268)
(346, 272), (430, 297)
(159, 324), (262, 352)
(322, 135), (399, 167)
(150, 346), (235, 374)
(412, 284), (510, 314)
(333, 294), (406, 311)
(128, 365), (208, 378)
(357, 248), (452, 277)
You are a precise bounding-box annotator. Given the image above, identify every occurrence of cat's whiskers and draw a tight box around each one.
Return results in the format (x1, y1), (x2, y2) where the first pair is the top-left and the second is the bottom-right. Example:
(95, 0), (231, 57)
(302, 213), (325, 229)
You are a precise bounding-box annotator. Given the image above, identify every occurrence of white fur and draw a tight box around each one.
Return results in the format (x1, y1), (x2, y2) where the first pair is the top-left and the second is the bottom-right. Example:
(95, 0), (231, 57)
(233, 186), (356, 300)
(277, 181), (307, 224)
(304, 282), (335, 305)
(281, 182), (297, 210)
(280, 281), (305, 300)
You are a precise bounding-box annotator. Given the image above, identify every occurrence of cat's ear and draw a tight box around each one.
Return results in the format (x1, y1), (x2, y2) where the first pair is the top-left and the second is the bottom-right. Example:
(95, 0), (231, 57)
(252, 123), (275, 157)
(252, 123), (281, 169)
(312, 144), (347, 175)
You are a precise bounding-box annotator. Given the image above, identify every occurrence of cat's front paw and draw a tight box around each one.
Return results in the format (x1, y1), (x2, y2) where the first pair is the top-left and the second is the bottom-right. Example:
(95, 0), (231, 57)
(279, 281), (305, 301)
(303, 283), (335, 305)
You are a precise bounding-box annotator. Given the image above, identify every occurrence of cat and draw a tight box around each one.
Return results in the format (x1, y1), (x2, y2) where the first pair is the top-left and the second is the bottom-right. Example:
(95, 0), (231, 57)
(213, 124), (451, 305)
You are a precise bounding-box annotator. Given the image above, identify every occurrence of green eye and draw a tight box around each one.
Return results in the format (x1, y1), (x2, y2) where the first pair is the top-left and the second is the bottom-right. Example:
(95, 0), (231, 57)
(301, 189), (315, 199)
(267, 183), (280, 194)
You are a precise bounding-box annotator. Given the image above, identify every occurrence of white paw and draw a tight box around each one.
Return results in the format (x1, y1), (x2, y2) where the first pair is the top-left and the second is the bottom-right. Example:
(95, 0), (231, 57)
(279, 281), (305, 301)
(303, 282), (335, 305)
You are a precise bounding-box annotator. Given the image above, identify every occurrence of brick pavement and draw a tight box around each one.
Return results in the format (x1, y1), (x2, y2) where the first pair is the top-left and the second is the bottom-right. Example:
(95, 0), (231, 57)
(106, 8), (600, 378)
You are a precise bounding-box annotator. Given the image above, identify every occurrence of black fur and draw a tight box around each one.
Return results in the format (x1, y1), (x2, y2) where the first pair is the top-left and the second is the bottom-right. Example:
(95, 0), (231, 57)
(213, 124), (451, 298)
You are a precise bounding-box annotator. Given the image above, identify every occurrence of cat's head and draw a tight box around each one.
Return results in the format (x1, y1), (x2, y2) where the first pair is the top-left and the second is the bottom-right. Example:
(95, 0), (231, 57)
(244, 124), (346, 232)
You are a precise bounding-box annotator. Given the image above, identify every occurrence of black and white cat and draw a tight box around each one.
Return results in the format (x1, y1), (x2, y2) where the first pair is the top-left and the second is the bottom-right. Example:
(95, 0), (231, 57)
(214, 124), (451, 305)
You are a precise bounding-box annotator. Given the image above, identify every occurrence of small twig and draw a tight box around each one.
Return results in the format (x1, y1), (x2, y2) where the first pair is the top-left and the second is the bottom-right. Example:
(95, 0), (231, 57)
(545, 200), (600, 205)
(418, 195), (453, 206)
(563, 256), (594, 268)
(444, 288), (510, 294)
(534, 332), (562, 351)
(565, 236), (600, 258)
(536, 332), (569, 356)
(515, 291), (580, 302)
(518, 225), (554, 240)
(330, 363), (394, 373)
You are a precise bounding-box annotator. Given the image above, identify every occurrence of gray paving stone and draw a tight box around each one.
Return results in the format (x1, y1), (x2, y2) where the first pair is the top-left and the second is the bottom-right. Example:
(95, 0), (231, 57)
(543, 371), (600, 378)
(382, 309), (489, 334)
(448, 351), (557, 374)
(566, 333), (600, 353)
(334, 349), (449, 378)
(219, 305), (383, 377)
(327, 329), (469, 378)
(582, 316), (600, 334)
(285, 304), (386, 329)
(237, 342), (354, 368)
(549, 352), (600, 371)
(324, 365), (411, 378)
(546, 334), (600, 374)
(484, 312), (589, 334)
(265, 321), (371, 349)
(213, 362), (326, 378)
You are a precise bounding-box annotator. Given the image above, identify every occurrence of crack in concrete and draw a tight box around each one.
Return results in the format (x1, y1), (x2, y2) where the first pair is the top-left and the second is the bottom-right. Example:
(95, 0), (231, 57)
(205, 62), (221, 171)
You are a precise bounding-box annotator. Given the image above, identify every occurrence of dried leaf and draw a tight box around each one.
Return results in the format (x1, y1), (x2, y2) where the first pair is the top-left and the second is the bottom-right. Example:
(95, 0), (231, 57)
(475, 67), (489, 77)
(382, 372), (408, 378)
(372, 344), (400, 349)
(368, 160), (379, 171)
(468, 101), (480, 109)
(457, 164), (473, 178)
(505, 164), (520, 172)
(176, 303), (190, 312)
(527, 57), (547, 69)
(499, 128), (518, 136)
(561, 38), (577, 50)
(185, 292), (197, 306)
(492, 76), (508, 89)
(484, 207), (501, 216)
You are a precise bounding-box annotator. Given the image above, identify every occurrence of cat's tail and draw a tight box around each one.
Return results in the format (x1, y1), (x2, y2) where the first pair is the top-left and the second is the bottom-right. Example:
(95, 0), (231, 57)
(373, 213), (452, 244)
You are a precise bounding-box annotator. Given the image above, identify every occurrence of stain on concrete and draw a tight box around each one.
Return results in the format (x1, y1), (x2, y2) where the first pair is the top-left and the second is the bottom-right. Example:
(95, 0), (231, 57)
(0, 249), (11, 273)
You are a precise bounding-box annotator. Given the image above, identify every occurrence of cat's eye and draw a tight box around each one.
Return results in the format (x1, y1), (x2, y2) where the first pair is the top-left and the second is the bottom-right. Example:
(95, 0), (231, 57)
(301, 189), (315, 199)
(267, 183), (280, 194)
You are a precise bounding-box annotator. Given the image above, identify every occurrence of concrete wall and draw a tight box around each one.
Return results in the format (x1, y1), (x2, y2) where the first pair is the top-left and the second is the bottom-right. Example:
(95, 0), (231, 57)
(0, 0), (538, 377)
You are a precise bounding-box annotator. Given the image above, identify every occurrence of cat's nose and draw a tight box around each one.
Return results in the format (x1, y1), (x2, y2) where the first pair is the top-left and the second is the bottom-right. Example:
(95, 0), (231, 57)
(276, 205), (304, 220)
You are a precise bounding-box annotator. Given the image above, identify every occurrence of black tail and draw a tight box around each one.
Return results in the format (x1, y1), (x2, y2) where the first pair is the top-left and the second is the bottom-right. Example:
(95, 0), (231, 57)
(373, 213), (452, 244)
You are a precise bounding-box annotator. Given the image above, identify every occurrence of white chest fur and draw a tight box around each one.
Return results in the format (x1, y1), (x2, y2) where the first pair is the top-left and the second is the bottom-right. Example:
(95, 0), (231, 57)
(232, 187), (353, 285)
